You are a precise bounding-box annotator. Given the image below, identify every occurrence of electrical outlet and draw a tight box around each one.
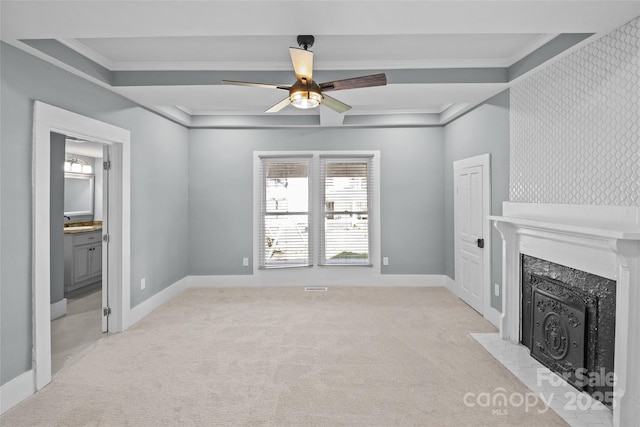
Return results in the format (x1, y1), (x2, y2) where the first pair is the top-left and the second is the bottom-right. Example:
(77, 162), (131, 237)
(141, 278), (146, 290)
(383, 257), (389, 266)
(242, 257), (249, 267)
(494, 283), (500, 296)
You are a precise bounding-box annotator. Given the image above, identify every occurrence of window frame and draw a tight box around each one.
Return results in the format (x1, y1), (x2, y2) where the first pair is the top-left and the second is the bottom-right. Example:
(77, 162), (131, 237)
(319, 155), (373, 267)
(254, 151), (380, 273)
(258, 155), (313, 268)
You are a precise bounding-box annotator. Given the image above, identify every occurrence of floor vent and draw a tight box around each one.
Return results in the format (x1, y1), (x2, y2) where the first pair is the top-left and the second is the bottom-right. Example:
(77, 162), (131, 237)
(304, 287), (328, 292)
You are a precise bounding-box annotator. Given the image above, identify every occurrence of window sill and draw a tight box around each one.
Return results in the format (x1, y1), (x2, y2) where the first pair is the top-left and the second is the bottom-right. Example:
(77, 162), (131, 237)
(319, 263), (374, 268)
(259, 264), (313, 270)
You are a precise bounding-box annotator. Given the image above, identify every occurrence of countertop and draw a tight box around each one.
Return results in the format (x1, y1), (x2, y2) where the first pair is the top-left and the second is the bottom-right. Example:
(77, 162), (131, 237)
(63, 220), (103, 234)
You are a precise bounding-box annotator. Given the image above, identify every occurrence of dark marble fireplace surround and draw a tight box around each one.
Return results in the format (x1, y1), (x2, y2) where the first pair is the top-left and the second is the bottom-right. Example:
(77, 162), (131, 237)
(521, 255), (616, 406)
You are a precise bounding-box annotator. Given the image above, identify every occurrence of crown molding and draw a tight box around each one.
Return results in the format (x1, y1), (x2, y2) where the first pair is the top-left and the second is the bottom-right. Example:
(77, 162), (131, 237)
(57, 38), (115, 70)
(55, 34), (563, 72)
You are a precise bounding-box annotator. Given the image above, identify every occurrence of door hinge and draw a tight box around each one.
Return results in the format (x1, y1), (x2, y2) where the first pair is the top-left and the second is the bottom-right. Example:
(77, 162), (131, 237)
(103, 234), (110, 243)
(103, 307), (112, 317)
(477, 238), (485, 248)
(103, 160), (111, 170)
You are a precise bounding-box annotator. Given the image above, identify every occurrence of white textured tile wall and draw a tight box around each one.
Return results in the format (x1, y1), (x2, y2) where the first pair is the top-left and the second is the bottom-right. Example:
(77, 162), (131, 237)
(510, 17), (640, 206)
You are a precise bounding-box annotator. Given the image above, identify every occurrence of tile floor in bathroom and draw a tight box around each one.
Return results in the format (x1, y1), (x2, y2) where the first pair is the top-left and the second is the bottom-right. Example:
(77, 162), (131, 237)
(51, 287), (106, 375)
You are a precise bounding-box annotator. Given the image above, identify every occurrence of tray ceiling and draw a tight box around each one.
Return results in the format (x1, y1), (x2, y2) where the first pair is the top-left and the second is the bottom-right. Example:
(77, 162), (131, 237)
(2, 1), (638, 127)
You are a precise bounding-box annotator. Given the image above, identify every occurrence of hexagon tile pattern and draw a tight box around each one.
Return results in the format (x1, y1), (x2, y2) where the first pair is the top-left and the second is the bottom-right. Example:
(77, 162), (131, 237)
(510, 17), (640, 206)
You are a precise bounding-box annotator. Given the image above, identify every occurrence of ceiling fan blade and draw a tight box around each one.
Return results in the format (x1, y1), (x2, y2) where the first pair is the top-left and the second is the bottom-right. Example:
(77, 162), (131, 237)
(222, 80), (289, 90)
(319, 73), (387, 92)
(289, 47), (313, 82)
(265, 97), (291, 113)
(321, 94), (351, 114)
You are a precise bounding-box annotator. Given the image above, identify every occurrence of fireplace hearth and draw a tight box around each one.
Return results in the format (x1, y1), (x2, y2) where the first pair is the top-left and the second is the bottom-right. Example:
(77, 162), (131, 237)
(521, 255), (615, 405)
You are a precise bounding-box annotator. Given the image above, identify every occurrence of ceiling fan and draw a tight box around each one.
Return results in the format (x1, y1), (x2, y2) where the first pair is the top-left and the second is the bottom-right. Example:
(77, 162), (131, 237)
(222, 35), (387, 114)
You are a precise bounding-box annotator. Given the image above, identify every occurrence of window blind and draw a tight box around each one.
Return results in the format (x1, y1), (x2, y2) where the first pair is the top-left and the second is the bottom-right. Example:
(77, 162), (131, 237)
(319, 156), (373, 266)
(259, 157), (312, 268)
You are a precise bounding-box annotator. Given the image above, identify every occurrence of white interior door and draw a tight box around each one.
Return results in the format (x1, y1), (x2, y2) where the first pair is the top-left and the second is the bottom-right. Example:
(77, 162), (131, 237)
(454, 163), (486, 314)
(101, 145), (110, 332)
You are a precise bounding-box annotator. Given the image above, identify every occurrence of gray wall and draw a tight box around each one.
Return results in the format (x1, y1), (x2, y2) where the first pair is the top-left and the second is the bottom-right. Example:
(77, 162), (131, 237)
(188, 127), (445, 275)
(443, 90), (510, 310)
(50, 133), (66, 304)
(1, 38), (509, 387)
(0, 42), (189, 385)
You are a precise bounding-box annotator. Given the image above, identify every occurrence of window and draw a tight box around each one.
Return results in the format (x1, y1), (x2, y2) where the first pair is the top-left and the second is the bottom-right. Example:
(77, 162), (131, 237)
(257, 152), (378, 269)
(320, 158), (371, 265)
(260, 158), (311, 267)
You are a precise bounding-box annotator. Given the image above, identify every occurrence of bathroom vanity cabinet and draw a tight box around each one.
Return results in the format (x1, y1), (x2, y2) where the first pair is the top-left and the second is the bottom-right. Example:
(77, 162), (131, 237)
(64, 230), (102, 294)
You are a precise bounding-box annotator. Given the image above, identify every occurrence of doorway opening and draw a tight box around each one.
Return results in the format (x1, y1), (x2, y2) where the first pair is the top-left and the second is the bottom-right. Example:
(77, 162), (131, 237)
(50, 136), (111, 375)
(33, 101), (131, 390)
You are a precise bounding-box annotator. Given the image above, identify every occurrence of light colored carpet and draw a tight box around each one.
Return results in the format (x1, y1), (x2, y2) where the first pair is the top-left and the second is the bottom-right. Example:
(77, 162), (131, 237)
(2, 287), (567, 426)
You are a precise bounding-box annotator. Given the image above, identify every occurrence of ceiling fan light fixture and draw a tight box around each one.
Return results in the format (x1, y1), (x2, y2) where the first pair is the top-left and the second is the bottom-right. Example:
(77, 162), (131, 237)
(290, 89), (322, 109)
(222, 35), (386, 114)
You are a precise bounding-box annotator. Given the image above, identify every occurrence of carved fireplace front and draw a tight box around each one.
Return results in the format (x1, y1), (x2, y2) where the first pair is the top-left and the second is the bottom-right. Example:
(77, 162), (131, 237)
(521, 255), (615, 405)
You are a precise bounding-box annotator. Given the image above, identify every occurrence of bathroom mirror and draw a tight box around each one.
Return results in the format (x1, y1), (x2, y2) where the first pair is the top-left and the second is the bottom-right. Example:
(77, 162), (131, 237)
(64, 173), (94, 217)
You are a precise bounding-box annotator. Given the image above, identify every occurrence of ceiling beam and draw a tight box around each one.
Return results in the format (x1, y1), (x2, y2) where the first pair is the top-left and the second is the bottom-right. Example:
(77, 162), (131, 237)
(319, 106), (346, 127)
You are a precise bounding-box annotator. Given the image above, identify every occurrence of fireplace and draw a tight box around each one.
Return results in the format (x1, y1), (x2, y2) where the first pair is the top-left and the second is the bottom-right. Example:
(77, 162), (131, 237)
(521, 255), (615, 405)
(490, 203), (640, 427)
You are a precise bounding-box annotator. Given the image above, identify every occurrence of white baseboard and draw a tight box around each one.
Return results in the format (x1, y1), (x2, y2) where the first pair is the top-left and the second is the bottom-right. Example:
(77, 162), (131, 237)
(188, 274), (447, 288)
(485, 306), (502, 329)
(443, 276), (500, 328)
(444, 275), (455, 291)
(189, 275), (263, 288)
(50, 298), (67, 320)
(126, 276), (189, 328)
(0, 369), (35, 415)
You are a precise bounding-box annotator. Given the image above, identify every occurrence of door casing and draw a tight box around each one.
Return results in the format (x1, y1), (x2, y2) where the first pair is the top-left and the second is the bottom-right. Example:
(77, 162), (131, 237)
(33, 101), (131, 390)
(453, 153), (492, 318)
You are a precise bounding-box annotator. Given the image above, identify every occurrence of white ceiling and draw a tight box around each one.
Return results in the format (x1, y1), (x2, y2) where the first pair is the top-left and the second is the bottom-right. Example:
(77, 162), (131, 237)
(2, 1), (639, 127)
(65, 139), (104, 158)
(72, 33), (548, 70)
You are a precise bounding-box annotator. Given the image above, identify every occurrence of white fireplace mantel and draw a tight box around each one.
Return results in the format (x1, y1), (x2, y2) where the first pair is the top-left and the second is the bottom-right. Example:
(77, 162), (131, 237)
(489, 203), (640, 427)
